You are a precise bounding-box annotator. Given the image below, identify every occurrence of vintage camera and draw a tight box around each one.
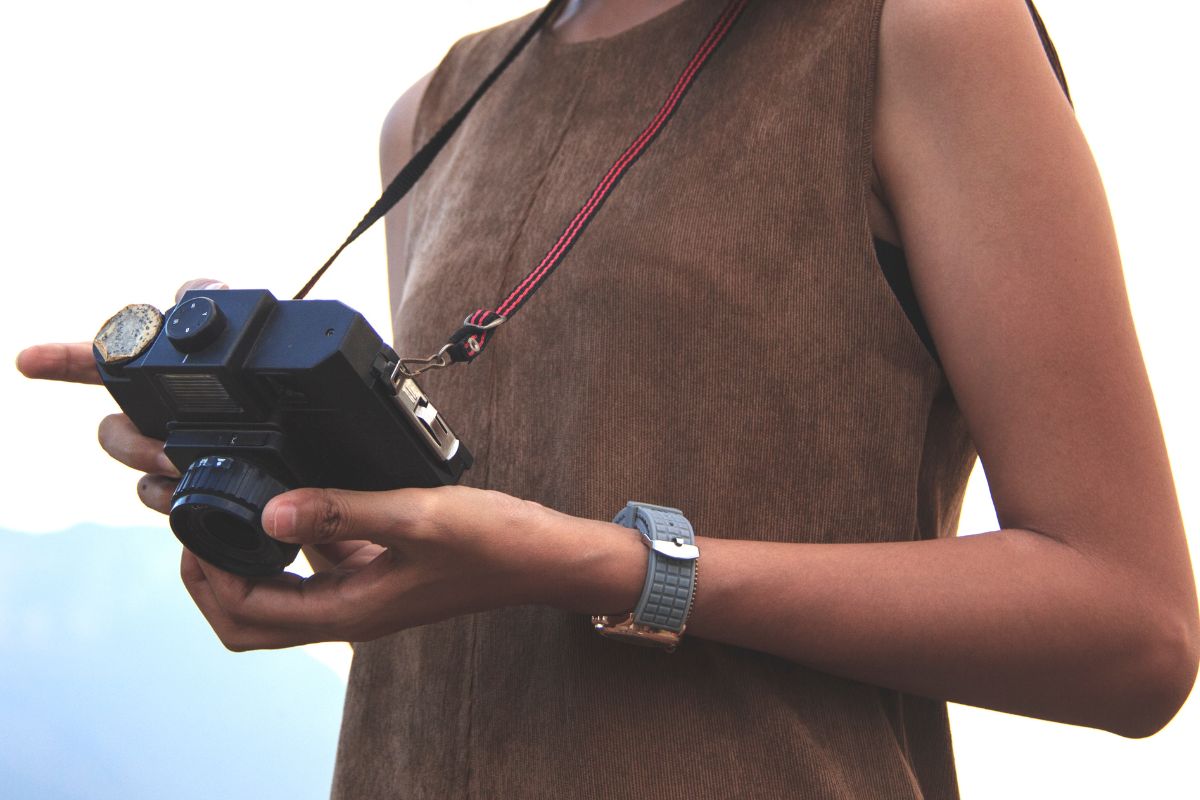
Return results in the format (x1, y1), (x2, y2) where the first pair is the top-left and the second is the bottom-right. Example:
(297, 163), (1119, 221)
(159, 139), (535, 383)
(92, 289), (472, 577)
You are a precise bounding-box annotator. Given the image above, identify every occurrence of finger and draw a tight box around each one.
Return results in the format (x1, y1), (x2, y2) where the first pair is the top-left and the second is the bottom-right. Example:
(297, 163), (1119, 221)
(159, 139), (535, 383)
(180, 549), (227, 630)
(15, 342), (102, 385)
(262, 486), (441, 547)
(181, 550), (310, 650)
(190, 551), (367, 640)
(137, 474), (178, 514)
(99, 413), (179, 476)
(175, 278), (229, 303)
(307, 541), (385, 572)
(180, 551), (298, 650)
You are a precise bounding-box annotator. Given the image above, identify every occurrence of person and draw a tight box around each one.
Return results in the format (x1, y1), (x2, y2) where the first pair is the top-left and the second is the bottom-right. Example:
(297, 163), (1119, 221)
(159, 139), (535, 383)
(18, 0), (1199, 797)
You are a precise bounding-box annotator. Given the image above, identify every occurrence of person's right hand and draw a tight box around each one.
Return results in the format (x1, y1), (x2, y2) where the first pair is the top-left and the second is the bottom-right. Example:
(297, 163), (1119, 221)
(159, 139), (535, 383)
(15, 278), (228, 513)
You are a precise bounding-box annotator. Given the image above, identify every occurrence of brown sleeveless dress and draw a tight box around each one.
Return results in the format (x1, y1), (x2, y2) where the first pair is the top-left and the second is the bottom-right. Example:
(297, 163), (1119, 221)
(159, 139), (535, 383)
(333, 1), (985, 797)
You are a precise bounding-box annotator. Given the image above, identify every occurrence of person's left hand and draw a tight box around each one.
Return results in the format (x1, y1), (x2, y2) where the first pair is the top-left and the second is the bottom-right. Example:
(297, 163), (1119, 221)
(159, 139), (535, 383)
(182, 485), (641, 650)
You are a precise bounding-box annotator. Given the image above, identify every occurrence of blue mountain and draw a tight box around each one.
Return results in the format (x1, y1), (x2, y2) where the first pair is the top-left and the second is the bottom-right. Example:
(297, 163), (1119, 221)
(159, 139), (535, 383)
(0, 525), (346, 800)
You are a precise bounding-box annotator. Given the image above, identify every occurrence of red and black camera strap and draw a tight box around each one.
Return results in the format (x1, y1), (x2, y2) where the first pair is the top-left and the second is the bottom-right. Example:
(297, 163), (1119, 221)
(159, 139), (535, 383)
(297, 0), (751, 373)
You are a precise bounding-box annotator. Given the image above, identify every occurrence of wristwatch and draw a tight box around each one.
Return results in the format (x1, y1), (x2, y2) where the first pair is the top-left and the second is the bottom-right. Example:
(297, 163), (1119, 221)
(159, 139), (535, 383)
(591, 501), (700, 652)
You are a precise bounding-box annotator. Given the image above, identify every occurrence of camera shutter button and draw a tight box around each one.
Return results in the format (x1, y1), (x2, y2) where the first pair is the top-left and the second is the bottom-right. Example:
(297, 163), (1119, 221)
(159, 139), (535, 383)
(166, 296), (226, 352)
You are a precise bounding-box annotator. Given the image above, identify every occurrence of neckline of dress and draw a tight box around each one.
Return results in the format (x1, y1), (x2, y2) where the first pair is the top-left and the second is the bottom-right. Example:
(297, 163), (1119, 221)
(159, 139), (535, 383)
(539, 0), (699, 51)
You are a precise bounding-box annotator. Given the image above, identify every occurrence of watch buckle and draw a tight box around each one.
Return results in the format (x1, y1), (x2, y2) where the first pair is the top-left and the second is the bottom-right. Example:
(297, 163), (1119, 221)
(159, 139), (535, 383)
(591, 613), (683, 652)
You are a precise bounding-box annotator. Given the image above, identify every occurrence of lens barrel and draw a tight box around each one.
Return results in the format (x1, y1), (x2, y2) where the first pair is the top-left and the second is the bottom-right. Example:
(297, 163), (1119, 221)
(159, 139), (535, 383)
(170, 455), (298, 577)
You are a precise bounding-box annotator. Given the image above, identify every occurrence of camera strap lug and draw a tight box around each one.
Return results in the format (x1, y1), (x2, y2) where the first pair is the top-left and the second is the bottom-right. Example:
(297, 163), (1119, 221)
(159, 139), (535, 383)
(393, 343), (454, 382)
(394, 311), (506, 380)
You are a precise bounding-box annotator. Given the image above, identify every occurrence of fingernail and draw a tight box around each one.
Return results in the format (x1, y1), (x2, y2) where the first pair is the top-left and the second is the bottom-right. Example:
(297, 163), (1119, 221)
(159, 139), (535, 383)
(263, 501), (298, 541)
(201, 281), (229, 291)
(157, 453), (181, 478)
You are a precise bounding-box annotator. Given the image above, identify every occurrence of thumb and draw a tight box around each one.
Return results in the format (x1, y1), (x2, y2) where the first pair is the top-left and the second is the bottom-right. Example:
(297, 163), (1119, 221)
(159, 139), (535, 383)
(262, 487), (417, 546)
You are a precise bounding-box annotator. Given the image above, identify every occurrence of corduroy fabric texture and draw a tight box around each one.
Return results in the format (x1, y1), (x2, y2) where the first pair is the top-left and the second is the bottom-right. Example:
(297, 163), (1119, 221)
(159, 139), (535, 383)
(332, 1), (982, 797)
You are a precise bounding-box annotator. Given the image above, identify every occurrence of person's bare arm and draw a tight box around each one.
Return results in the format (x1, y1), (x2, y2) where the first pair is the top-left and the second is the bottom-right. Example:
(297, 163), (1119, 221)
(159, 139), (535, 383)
(675, 0), (1199, 737)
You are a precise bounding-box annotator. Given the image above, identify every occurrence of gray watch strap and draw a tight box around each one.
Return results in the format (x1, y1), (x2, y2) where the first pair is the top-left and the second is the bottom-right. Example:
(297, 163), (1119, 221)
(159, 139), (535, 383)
(613, 502), (699, 634)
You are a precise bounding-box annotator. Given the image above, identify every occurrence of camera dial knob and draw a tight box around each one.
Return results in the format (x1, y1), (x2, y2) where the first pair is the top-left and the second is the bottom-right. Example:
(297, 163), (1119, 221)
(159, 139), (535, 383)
(165, 296), (226, 353)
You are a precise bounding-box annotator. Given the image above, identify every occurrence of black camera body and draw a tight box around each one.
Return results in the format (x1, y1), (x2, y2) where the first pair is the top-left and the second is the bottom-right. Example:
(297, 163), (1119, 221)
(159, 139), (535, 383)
(93, 289), (472, 576)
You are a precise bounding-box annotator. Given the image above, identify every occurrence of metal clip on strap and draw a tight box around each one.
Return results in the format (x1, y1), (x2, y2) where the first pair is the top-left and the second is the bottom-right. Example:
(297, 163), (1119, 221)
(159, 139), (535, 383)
(445, 310), (506, 364)
(393, 344), (453, 381)
(393, 311), (506, 380)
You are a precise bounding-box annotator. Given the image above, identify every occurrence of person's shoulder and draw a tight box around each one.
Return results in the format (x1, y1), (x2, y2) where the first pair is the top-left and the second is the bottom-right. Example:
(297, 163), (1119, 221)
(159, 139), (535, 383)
(381, 9), (544, 169)
(874, 0), (1072, 169)
(439, 8), (543, 80)
(380, 72), (434, 175)
(880, 0), (1037, 37)
(878, 0), (1056, 85)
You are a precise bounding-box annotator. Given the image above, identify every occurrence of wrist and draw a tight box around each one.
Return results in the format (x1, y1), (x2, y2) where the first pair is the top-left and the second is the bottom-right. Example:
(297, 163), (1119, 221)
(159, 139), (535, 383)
(590, 502), (701, 651)
(672, 535), (728, 638)
(532, 508), (646, 616)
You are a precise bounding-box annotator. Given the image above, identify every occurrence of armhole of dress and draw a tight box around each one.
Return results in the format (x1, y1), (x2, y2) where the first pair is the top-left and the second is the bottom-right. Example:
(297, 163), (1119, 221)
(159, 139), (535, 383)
(862, 0), (1074, 369)
(860, 0), (941, 368)
(1024, 0), (1073, 106)
(393, 37), (473, 334)
(411, 37), (470, 150)
(388, 60), (446, 337)
(874, 239), (941, 365)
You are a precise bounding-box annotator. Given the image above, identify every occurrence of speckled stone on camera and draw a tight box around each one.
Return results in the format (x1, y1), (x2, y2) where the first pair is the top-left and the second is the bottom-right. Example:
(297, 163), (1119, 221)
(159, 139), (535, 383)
(93, 303), (163, 365)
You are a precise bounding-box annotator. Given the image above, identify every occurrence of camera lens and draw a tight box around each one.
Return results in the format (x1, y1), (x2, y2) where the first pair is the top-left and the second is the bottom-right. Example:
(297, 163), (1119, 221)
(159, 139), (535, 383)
(170, 455), (299, 577)
(197, 508), (260, 551)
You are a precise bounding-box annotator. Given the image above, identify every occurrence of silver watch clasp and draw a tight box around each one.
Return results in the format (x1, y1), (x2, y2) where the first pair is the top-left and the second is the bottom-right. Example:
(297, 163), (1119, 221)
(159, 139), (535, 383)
(639, 531), (699, 561)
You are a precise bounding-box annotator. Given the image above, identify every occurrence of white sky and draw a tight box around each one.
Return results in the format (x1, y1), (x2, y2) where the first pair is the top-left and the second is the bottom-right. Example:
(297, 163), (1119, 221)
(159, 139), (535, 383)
(1, 1), (1196, 797)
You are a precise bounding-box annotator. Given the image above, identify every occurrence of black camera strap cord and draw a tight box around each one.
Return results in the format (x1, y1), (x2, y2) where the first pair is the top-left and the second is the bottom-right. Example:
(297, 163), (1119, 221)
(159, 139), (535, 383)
(296, 0), (751, 379)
